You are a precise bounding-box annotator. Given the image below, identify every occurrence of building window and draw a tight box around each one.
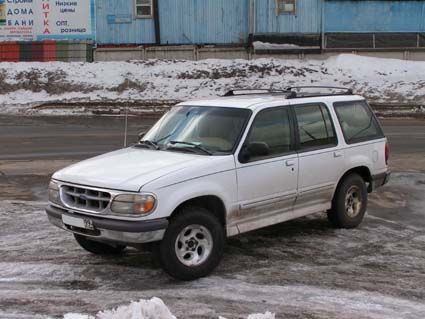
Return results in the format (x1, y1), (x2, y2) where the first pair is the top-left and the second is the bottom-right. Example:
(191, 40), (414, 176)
(276, 0), (296, 15)
(135, 0), (153, 18)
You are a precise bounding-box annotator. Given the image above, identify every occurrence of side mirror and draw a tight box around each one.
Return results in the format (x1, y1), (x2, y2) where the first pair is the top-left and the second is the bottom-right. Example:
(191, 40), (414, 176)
(240, 142), (270, 163)
(138, 131), (147, 141)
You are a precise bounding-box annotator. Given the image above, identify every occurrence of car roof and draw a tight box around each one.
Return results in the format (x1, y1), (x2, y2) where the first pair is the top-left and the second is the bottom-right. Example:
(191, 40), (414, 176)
(178, 94), (366, 111)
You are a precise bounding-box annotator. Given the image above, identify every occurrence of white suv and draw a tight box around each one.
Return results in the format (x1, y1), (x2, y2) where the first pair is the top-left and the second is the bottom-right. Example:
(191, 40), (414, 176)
(46, 87), (390, 280)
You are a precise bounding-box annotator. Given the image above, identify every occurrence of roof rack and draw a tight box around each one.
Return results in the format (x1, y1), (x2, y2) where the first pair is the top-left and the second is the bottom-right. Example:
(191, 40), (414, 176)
(284, 86), (353, 99)
(223, 89), (290, 97)
(222, 86), (354, 99)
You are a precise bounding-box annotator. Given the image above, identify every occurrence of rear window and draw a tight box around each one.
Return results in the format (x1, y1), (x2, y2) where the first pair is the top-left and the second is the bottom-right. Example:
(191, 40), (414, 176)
(334, 100), (384, 144)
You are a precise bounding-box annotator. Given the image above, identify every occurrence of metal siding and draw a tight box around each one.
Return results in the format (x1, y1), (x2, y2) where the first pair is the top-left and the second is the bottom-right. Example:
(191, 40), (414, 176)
(325, 1), (425, 32)
(96, 0), (155, 44)
(159, 0), (248, 44)
(255, 0), (322, 33)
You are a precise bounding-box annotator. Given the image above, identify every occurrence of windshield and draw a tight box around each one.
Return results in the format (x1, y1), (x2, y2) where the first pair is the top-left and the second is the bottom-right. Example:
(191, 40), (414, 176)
(142, 106), (251, 155)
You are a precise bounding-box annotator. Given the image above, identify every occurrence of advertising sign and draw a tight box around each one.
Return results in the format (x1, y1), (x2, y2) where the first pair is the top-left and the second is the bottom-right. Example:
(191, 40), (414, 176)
(0, 0), (6, 26)
(0, 0), (95, 41)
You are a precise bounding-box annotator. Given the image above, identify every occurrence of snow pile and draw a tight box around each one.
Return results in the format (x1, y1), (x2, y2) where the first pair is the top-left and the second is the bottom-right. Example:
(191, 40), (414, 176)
(247, 313), (275, 319)
(63, 297), (274, 319)
(0, 54), (424, 115)
(64, 297), (176, 319)
(253, 41), (305, 50)
(219, 313), (274, 319)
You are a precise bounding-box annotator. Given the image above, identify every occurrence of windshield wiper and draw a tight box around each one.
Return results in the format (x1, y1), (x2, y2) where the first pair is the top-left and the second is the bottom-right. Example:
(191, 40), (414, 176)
(168, 141), (213, 155)
(349, 116), (374, 140)
(300, 126), (318, 141)
(134, 140), (159, 150)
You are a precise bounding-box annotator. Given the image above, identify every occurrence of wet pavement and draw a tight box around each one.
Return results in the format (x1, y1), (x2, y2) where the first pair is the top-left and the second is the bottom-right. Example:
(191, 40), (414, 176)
(0, 116), (424, 318)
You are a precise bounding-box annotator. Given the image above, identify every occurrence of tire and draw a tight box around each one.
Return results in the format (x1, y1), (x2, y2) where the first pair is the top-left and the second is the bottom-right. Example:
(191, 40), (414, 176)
(157, 206), (225, 281)
(74, 234), (126, 255)
(327, 173), (368, 229)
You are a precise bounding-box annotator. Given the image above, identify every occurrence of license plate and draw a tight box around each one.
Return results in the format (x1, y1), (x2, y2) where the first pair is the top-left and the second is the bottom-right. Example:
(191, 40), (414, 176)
(62, 214), (94, 230)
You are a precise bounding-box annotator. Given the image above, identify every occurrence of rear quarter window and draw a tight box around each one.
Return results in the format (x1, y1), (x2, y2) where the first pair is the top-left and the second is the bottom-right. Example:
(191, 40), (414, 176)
(334, 100), (384, 144)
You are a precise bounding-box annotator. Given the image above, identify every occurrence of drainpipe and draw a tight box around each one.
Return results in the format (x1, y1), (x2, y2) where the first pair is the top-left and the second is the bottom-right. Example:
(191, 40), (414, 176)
(321, 0), (325, 50)
(248, 0), (256, 35)
(253, 0), (256, 34)
(153, 0), (161, 45)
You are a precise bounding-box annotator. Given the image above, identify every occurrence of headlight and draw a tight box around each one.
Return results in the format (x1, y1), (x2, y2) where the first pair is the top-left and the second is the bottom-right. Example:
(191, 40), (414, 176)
(48, 180), (61, 205)
(110, 194), (156, 216)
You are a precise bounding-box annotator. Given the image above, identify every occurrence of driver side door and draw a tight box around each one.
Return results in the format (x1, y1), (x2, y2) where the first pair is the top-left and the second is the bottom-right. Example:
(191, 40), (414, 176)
(232, 106), (298, 234)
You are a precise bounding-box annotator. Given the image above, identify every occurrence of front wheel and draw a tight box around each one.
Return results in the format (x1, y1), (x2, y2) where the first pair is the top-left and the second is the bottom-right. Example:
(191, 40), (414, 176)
(328, 173), (368, 229)
(157, 207), (225, 281)
(74, 234), (126, 255)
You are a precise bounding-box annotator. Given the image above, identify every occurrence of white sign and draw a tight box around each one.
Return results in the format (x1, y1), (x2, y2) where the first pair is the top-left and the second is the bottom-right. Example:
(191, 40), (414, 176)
(0, 0), (95, 41)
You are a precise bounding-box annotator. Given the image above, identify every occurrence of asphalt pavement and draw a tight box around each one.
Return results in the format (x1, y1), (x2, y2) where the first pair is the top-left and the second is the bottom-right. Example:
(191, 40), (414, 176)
(0, 115), (424, 160)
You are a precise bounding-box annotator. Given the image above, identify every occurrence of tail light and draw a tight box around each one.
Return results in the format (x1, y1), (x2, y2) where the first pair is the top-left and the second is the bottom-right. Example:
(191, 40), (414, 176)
(385, 142), (390, 165)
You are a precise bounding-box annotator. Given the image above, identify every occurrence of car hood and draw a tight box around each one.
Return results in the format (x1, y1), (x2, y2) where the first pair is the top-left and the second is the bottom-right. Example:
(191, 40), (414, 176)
(53, 147), (209, 192)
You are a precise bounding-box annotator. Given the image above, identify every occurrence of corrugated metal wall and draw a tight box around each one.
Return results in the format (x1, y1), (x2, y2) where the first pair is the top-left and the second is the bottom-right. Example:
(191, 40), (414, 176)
(96, 0), (323, 45)
(255, 0), (322, 33)
(95, 0), (425, 45)
(159, 0), (248, 44)
(325, 0), (425, 32)
(96, 0), (155, 44)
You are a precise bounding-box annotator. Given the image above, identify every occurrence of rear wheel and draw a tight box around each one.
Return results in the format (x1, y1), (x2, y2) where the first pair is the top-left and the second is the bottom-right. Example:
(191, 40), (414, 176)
(157, 206), (225, 281)
(328, 174), (368, 229)
(74, 234), (126, 255)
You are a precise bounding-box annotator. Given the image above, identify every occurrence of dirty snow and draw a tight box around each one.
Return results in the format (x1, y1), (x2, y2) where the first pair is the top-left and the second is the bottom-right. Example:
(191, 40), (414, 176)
(253, 41), (311, 50)
(2, 171), (425, 319)
(64, 297), (176, 319)
(0, 54), (424, 115)
(63, 297), (274, 319)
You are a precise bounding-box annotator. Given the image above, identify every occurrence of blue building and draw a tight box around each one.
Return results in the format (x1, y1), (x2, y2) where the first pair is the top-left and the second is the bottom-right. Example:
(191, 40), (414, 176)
(96, 0), (425, 50)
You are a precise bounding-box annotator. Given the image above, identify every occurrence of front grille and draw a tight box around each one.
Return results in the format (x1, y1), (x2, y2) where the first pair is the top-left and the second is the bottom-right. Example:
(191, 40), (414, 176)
(61, 185), (111, 213)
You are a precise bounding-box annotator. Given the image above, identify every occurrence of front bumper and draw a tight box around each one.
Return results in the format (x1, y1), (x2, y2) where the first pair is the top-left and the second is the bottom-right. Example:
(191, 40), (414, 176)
(46, 205), (168, 245)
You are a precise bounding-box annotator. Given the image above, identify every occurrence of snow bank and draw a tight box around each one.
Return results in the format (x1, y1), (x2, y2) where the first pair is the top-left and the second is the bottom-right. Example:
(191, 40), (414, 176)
(247, 313), (275, 319)
(63, 297), (274, 319)
(253, 41), (305, 50)
(0, 54), (424, 115)
(64, 297), (176, 319)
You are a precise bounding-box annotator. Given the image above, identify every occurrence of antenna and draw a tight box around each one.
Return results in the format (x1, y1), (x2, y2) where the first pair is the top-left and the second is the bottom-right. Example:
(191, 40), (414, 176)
(123, 106), (129, 147)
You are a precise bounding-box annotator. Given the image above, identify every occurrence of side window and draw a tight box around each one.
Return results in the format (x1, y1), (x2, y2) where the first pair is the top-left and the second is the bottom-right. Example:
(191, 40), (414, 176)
(334, 100), (384, 144)
(243, 107), (293, 161)
(294, 104), (337, 150)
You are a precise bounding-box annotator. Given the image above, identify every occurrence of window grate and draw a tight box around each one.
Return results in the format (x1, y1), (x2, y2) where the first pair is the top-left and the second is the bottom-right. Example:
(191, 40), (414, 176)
(135, 0), (153, 18)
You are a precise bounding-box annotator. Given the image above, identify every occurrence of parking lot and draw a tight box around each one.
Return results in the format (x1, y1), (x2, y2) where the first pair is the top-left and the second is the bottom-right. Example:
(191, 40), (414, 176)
(0, 116), (424, 319)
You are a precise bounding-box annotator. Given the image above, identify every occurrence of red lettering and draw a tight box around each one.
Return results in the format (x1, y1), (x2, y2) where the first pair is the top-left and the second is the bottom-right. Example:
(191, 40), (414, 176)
(42, 0), (51, 35)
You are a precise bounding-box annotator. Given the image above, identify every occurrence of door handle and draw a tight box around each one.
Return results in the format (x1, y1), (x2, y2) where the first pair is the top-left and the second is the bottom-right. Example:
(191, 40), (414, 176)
(334, 151), (343, 158)
(285, 159), (296, 167)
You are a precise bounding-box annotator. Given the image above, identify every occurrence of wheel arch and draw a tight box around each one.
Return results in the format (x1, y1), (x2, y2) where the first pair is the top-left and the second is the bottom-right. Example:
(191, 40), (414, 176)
(333, 166), (372, 200)
(169, 195), (227, 227)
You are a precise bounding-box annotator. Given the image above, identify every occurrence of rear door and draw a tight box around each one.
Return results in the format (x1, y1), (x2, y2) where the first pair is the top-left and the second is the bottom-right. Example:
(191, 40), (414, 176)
(233, 105), (298, 233)
(291, 102), (345, 215)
